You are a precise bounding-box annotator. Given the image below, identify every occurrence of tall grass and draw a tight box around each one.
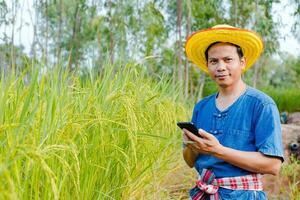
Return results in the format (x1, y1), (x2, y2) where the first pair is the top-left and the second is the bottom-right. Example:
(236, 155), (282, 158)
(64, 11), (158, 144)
(0, 63), (191, 199)
(261, 87), (300, 112)
(203, 84), (300, 112)
(278, 157), (300, 200)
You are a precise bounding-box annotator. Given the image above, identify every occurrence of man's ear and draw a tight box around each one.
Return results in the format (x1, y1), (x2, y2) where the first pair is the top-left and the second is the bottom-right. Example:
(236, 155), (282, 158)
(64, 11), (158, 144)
(240, 57), (246, 71)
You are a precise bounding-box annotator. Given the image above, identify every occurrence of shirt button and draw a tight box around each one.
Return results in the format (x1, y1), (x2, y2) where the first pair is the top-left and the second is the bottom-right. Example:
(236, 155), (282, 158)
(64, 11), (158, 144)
(213, 130), (218, 134)
(218, 114), (221, 117)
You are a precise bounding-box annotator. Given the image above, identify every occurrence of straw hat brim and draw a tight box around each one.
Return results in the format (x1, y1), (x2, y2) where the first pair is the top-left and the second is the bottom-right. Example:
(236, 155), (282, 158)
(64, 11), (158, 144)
(185, 27), (264, 73)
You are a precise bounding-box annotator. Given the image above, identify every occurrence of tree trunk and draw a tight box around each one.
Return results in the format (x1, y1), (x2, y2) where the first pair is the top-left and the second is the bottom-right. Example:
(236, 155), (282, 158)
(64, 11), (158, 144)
(68, 2), (81, 71)
(108, 0), (114, 64)
(234, 0), (238, 26)
(109, 28), (114, 64)
(176, 0), (183, 91)
(45, 0), (48, 66)
(252, 61), (259, 88)
(252, 0), (259, 88)
(30, 0), (37, 60)
(185, 0), (192, 97)
(197, 72), (206, 101)
(56, 0), (63, 65)
(96, 26), (102, 67)
(10, 0), (16, 72)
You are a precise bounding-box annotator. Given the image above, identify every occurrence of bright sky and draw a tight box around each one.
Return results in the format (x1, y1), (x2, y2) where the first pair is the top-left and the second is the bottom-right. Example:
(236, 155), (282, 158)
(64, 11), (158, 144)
(273, 0), (300, 56)
(0, 0), (299, 57)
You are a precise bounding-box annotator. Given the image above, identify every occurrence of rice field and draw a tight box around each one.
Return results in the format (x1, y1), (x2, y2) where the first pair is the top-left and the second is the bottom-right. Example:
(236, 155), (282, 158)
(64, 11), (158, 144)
(0, 63), (191, 199)
(1, 63), (300, 200)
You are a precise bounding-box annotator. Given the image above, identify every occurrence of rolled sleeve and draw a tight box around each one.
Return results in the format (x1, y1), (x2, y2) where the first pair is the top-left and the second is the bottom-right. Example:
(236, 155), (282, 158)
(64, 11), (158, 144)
(254, 103), (284, 162)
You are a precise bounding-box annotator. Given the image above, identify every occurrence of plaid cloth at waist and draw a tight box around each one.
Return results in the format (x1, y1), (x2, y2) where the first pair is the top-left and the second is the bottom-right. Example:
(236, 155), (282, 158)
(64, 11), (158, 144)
(190, 169), (263, 200)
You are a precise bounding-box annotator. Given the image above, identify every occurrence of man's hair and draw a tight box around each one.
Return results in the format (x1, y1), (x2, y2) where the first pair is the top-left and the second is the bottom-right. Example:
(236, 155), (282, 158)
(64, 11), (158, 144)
(204, 42), (244, 61)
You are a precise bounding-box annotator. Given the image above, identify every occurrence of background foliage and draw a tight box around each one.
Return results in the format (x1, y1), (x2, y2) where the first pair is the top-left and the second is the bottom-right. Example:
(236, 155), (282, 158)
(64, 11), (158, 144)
(0, 0), (299, 110)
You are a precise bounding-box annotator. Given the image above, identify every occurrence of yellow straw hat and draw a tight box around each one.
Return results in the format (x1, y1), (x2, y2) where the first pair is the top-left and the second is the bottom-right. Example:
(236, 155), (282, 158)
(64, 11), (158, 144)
(185, 24), (264, 73)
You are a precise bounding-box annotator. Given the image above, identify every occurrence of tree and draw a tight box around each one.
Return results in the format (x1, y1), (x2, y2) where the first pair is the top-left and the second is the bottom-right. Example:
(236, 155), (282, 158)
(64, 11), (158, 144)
(0, 44), (30, 75)
(35, 0), (97, 70)
(252, 0), (280, 87)
(0, 0), (291, 95)
(291, 0), (300, 42)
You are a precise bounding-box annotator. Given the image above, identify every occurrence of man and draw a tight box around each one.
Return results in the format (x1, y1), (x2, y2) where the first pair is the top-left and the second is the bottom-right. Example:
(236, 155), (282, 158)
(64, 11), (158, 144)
(183, 25), (284, 199)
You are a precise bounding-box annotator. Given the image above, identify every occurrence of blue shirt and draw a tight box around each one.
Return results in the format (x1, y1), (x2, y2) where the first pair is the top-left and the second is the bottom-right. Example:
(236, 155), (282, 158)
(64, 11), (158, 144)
(191, 86), (284, 178)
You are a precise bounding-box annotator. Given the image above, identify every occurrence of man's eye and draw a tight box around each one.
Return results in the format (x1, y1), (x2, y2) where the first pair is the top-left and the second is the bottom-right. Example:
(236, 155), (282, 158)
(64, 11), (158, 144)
(225, 58), (233, 62)
(209, 60), (217, 64)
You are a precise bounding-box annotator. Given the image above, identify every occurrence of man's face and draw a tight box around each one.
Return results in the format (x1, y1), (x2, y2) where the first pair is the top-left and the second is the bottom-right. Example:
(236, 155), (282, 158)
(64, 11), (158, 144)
(206, 43), (246, 88)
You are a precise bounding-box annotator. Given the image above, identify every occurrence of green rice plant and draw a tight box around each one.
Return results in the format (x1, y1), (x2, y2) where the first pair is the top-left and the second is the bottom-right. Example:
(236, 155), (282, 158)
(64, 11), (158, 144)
(0, 62), (191, 199)
(278, 157), (300, 200)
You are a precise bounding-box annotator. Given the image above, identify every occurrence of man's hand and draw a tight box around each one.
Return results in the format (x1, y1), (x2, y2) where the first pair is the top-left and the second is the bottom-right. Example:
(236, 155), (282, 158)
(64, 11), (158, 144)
(183, 128), (222, 156)
(182, 128), (223, 168)
(183, 128), (282, 175)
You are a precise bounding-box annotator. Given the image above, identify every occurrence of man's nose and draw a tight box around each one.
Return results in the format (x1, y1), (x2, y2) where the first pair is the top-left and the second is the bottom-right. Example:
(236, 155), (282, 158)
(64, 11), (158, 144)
(216, 60), (226, 71)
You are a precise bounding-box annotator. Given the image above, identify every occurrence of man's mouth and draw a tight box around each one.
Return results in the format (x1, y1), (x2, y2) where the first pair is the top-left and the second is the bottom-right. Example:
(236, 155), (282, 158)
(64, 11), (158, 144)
(215, 74), (229, 78)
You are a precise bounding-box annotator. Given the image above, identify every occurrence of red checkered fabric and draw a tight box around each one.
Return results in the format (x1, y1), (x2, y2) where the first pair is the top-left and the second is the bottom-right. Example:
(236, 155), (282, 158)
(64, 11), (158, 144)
(214, 173), (263, 190)
(190, 169), (263, 200)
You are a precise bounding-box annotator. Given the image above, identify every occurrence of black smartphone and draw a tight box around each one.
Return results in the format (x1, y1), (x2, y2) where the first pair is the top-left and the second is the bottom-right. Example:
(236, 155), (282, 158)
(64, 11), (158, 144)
(177, 122), (200, 137)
